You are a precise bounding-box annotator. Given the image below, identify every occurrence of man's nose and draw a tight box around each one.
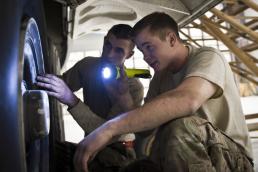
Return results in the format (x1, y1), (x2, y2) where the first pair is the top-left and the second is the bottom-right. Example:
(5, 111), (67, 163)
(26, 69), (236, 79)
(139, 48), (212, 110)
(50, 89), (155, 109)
(143, 54), (151, 62)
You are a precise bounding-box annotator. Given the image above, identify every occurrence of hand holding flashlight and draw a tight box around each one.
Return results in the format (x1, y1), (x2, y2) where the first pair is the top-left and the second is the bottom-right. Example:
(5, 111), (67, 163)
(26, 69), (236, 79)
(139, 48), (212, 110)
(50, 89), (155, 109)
(101, 63), (151, 80)
(103, 66), (135, 111)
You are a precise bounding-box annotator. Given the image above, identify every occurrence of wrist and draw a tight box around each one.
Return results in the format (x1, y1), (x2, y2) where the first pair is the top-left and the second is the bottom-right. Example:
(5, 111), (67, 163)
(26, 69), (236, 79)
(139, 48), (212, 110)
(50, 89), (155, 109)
(67, 94), (79, 109)
(105, 118), (121, 136)
(100, 120), (117, 142)
(105, 112), (130, 139)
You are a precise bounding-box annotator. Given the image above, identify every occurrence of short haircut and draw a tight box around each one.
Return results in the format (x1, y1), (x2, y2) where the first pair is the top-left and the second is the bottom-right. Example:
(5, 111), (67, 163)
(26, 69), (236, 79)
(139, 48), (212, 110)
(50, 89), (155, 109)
(107, 24), (134, 40)
(133, 12), (180, 40)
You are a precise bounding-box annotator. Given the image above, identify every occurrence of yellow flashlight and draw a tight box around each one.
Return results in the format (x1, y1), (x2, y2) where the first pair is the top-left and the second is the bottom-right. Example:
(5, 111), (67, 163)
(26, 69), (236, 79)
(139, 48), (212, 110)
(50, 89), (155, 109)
(102, 63), (151, 79)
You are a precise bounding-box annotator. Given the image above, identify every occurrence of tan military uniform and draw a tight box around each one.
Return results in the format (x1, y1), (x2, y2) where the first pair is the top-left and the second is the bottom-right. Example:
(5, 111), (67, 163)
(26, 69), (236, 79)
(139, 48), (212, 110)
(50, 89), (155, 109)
(145, 45), (253, 171)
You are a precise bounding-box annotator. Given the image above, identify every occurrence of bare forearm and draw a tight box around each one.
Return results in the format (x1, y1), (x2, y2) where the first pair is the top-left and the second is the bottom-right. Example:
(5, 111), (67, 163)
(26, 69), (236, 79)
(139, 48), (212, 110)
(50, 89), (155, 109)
(109, 77), (217, 136)
(108, 90), (199, 136)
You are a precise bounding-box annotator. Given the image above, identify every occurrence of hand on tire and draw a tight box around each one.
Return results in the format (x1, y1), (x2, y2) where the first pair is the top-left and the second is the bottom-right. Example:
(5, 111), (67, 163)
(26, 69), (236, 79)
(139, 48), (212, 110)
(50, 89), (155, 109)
(36, 74), (79, 107)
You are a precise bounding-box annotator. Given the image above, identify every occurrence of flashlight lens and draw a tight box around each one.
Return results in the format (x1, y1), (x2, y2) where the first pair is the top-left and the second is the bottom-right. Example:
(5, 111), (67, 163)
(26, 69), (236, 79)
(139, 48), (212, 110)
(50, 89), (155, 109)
(102, 67), (112, 79)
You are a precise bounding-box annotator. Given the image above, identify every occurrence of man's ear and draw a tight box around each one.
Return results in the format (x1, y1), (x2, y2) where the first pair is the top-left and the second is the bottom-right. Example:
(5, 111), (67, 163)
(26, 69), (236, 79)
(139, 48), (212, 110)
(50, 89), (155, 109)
(126, 50), (134, 59)
(167, 32), (176, 47)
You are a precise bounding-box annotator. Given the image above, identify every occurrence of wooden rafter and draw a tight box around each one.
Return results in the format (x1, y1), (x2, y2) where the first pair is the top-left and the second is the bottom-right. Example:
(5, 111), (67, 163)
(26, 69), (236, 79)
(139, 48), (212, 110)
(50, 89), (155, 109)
(247, 54), (258, 64)
(218, 24), (254, 41)
(200, 16), (258, 76)
(210, 17), (255, 42)
(207, 19), (244, 39)
(223, 1), (248, 15)
(247, 122), (258, 131)
(240, 0), (258, 12)
(210, 8), (258, 44)
(227, 17), (258, 40)
(228, 32), (253, 42)
(232, 16), (258, 19)
(210, 1), (247, 22)
(245, 113), (258, 120)
(191, 22), (218, 39)
(183, 0), (258, 97)
(242, 43), (258, 52)
(179, 30), (201, 47)
(231, 68), (258, 85)
(246, 18), (258, 26)
(229, 62), (257, 84)
(230, 61), (255, 76)
(222, 0), (236, 5)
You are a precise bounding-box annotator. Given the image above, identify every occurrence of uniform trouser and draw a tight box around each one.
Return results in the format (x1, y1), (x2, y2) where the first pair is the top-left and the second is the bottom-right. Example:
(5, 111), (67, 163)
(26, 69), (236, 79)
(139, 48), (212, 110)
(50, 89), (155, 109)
(57, 116), (254, 172)
(88, 142), (136, 172)
(55, 141), (136, 172)
(146, 116), (254, 172)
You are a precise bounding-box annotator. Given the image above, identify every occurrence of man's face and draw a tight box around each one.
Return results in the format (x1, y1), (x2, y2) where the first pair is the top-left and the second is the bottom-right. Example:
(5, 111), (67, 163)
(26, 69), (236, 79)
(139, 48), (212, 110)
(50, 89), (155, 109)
(101, 33), (133, 67)
(134, 28), (174, 72)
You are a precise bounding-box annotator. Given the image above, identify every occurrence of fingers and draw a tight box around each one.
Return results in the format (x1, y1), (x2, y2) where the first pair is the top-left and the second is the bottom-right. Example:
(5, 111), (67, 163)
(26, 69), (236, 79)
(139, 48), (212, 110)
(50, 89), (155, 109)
(36, 74), (77, 106)
(36, 74), (62, 97)
(73, 126), (112, 172)
(44, 73), (62, 83)
(37, 74), (63, 84)
(36, 74), (64, 90)
(36, 81), (57, 92)
(82, 155), (89, 172)
(73, 146), (81, 172)
(119, 66), (126, 78)
(74, 141), (85, 172)
(45, 90), (59, 98)
(73, 143), (89, 172)
(35, 81), (59, 98)
(118, 67), (128, 82)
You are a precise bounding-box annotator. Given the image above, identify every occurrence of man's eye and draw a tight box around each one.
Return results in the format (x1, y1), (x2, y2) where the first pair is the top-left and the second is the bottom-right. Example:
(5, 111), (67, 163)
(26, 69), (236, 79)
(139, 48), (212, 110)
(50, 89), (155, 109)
(146, 45), (154, 52)
(115, 48), (123, 54)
